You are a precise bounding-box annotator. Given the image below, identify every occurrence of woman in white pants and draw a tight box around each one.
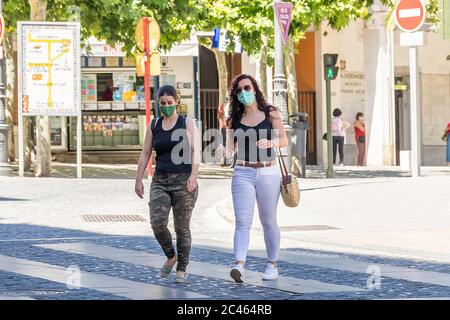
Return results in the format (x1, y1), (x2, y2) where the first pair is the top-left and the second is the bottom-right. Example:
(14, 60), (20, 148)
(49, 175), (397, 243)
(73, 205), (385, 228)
(218, 74), (288, 282)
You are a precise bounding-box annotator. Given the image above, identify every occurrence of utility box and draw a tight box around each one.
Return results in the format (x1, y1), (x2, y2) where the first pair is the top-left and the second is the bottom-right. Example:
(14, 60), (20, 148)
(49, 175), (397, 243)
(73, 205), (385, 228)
(290, 112), (309, 177)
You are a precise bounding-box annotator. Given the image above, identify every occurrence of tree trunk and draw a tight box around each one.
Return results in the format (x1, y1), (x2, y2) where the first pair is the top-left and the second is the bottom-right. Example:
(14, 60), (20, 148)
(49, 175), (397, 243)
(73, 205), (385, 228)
(29, 0), (51, 177)
(29, 0), (47, 21)
(284, 36), (298, 119)
(4, 33), (16, 162)
(212, 48), (228, 106)
(5, 32), (33, 169)
(255, 36), (268, 99)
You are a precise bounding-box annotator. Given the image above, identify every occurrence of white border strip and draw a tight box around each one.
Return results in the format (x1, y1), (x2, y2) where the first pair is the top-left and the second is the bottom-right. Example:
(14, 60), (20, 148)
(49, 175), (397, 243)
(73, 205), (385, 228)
(399, 8), (421, 18)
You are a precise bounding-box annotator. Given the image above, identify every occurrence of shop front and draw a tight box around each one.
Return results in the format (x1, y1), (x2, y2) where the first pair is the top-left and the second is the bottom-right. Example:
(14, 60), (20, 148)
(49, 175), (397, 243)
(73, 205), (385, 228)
(50, 37), (200, 160)
(69, 41), (156, 152)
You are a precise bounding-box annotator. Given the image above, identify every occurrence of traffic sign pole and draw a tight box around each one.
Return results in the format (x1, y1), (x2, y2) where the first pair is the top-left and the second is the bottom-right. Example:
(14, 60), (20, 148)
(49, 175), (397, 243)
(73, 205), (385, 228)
(143, 17), (153, 177)
(409, 46), (420, 177)
(395, 0), (426, 177)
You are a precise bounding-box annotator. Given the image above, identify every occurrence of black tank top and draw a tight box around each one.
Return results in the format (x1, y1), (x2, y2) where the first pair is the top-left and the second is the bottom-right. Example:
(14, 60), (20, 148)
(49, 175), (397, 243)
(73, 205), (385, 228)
(234, 112), (275, 162)
(152, 115), (191, 174)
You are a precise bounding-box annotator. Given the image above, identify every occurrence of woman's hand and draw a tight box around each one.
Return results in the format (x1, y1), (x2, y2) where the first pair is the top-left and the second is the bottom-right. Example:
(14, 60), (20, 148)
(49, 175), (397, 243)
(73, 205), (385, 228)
(187, 175), (198, 192)
(135, 179), (144, 199)
(217, 144), (226, 159)
(217, 144), (234, 160)
(256, 139), (274, 149)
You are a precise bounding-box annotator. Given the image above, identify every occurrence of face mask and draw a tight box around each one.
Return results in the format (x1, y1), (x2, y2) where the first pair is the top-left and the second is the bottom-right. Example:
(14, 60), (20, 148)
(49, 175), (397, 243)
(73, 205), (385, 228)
(160, 105), (176, 117)
(238, 91), (255, 107)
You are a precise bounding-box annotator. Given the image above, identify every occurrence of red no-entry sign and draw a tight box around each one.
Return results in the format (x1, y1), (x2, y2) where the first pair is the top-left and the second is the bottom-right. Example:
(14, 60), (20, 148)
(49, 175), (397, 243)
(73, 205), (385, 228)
(395, 0), (427, 32)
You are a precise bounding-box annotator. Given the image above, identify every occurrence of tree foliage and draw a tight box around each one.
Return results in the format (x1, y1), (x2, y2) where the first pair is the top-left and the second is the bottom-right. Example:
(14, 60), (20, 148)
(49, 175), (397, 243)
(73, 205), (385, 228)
(199, 0), (440, 64)
(3, 0), (206, 54)
(3, 0), (440, 57)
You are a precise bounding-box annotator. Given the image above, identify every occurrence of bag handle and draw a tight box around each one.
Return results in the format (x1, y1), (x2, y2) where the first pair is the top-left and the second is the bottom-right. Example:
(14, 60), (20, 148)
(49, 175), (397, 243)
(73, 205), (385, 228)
(267, 112), (290, 185)
(276, 147), (290, 185)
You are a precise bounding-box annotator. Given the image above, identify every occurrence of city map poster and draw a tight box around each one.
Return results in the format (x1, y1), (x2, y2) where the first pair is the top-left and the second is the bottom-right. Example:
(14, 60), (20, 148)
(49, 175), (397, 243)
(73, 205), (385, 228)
(18, 22), (80, 116)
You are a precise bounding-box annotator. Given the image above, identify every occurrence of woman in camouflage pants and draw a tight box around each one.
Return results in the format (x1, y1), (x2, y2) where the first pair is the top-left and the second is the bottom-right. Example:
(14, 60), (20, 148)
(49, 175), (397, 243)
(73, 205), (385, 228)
(135, 85), (200, 283)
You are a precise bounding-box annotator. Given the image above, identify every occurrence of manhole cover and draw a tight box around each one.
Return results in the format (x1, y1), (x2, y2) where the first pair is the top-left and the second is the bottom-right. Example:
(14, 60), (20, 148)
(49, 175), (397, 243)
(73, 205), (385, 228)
(279, 225), (339, 232)
(81, 215), (147, 222)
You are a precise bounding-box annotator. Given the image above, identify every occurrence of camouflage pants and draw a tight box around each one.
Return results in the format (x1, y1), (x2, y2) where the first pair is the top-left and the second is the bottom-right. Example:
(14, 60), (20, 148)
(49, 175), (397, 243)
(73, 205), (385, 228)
(149, 172), (198, 272)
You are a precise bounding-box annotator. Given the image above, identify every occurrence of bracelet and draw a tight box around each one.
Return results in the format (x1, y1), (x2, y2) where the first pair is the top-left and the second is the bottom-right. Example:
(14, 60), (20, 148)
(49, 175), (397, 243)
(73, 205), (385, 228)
(271, 139), (279, 148)
(224, 147), (235, 160)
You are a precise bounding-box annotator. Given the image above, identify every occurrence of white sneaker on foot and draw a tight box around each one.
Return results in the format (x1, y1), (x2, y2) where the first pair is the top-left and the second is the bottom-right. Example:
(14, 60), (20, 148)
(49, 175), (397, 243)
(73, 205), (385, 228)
(230, 264), (245, 283)
(262, 263), (278, 280)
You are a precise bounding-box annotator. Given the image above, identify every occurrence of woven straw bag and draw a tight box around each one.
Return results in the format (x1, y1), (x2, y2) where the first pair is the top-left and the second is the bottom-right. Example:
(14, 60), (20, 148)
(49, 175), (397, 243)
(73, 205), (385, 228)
(276, 148), (300, 207)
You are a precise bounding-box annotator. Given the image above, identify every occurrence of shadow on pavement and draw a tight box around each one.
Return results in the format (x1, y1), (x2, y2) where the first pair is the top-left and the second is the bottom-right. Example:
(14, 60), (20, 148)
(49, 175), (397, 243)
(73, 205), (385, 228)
(0, 197), (30, 202)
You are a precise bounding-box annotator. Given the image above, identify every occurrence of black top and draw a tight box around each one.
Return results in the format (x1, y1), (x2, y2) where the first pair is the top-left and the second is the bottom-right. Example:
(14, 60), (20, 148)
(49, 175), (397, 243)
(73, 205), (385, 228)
(234, 112), (275, 162)
(152, 115), (192, 174)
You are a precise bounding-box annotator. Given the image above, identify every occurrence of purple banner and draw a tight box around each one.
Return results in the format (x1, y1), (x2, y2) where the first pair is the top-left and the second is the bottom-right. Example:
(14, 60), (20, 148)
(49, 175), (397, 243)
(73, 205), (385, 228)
(274, 2), (293, 43)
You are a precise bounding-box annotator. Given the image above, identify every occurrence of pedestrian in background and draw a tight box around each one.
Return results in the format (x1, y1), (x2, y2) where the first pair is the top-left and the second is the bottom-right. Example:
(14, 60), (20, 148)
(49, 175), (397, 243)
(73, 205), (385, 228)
(217, 74), (288, 283)
(354, 112), (366, 166)
(442, 121), (450, 166)
(135, 85), (200, 283)
(332, 108), (350, 165)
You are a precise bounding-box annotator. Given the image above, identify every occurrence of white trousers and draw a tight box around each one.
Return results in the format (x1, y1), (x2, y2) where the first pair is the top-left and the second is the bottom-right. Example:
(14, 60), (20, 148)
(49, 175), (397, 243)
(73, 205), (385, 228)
(231, 165), (281, 262)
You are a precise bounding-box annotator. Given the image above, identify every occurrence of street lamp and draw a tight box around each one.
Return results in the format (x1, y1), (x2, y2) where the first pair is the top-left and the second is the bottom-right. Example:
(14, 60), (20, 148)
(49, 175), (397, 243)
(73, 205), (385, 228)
(0, 0), (13, 176)
(273, 0), (293, 172)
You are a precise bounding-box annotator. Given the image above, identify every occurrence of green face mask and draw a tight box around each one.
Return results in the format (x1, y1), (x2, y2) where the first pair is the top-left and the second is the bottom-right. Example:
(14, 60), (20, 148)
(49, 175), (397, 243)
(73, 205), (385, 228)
(160, 105), (176, 117)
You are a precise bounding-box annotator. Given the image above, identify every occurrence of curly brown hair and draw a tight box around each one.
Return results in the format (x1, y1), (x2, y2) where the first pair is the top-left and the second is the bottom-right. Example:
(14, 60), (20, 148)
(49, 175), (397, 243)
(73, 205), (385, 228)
(226, 74), (277, 129)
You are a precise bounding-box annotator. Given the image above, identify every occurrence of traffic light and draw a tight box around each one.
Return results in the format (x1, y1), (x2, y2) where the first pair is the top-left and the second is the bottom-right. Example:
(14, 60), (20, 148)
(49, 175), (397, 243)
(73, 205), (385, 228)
(323, 54), (339, 80)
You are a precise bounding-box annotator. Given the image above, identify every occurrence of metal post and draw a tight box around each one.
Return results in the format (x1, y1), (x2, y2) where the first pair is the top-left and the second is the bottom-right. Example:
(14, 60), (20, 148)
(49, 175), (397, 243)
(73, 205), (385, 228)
(0, 0), (13, 176)
(273, 0), (292, 171)
(143, 17), (152, 177)
(409, 46), (420, 177)
(325, 79), (333, 178)
(75, 22), (82, 179)
(77, 112), (82, 179)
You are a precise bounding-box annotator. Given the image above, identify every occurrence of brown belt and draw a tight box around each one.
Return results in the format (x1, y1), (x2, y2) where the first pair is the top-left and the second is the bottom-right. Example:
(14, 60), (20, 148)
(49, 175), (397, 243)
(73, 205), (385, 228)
(235, 160), (277, 168)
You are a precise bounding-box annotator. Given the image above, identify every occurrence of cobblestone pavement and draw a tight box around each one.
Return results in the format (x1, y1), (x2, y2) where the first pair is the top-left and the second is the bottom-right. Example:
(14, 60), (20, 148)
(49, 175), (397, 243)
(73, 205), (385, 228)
(1, 165), (449, 300)
(1, 224), (450, 300)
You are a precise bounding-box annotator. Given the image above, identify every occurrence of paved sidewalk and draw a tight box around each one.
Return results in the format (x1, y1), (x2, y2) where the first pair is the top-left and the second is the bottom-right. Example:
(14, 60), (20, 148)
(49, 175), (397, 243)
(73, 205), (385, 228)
(8, 161), (450, 179)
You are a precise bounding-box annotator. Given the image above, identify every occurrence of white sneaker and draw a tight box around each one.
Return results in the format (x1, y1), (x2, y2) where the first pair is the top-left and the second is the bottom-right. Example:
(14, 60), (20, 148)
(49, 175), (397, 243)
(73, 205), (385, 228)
(262, 263), (278, 280)
(230, 264), (245, 283)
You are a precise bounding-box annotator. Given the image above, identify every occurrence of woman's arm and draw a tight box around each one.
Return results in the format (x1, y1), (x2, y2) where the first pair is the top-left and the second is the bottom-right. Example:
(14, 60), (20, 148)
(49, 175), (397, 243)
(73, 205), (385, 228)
(186, 117), (201, 192)
(135, 123), (154, 198)
(355, 121), (365, 132)
(343, 120), (351, 131)
(216, 122), (236, 161)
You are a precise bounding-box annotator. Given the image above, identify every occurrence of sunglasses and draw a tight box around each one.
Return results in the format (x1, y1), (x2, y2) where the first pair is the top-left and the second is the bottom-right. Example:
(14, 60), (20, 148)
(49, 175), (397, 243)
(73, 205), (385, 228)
(235, 85), (252, 95)
(159, 100), (176, 106)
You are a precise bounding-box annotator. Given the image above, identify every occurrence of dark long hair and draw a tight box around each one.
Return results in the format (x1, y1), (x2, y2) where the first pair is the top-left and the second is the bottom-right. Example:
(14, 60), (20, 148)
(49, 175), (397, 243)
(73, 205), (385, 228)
(356, 112), (364, 120)
(157, 85), (178, 99)
(226, 74), (276, 129)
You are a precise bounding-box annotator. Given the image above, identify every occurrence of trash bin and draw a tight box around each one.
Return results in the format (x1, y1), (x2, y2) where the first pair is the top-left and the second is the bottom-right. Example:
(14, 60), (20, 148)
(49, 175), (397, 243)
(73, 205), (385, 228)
(290, 112), (309, 178)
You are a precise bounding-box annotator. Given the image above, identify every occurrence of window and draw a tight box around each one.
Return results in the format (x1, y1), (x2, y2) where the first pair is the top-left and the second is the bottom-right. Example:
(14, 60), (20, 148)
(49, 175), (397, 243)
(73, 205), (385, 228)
(97, 73), (114, 101)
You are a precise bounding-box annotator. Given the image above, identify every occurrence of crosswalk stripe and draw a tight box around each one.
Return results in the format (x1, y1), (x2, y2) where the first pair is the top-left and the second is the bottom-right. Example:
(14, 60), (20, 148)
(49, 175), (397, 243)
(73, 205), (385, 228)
(0, 254), (208, 300)
(274, 250), (450, 287)
(0, 295), (35, 300)
(36, 242), (364, 294)
(195, 240), (450, 288)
